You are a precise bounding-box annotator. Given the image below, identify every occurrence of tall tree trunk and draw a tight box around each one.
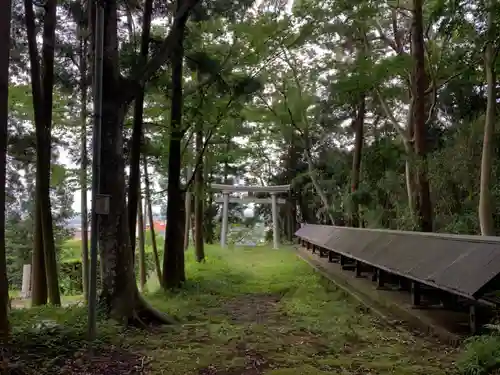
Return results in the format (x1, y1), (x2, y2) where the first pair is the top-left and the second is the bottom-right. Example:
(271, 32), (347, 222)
(31, 204), (47, 305)
(79, 20), (90, 303)
(137, 191), (147, 292)
(184, 163), (192, 251)
(25, 0), (60, 306)
(404, 96), (416, 220)
(163, 0), (187, 289)
(98, 0), (143, 320)
(178, 192), (186, 282)
(194, 123), (205, 261)
(304, 149), (335, 224)
(286, 132), (298, 240)
(97, 0), (174, 324)
(25, 0), (46, 306)
(203, 152), (215, 244)
(127, 0), (153, 249)
(0, 0), (12, 339)
(143, 156), (162, 281)
(479, 2), (497, 236)
(40, 0), (61, 306)
(411, 0), (433, 232)
(89, 0), (198, 324)
(349, 96), (365, 228)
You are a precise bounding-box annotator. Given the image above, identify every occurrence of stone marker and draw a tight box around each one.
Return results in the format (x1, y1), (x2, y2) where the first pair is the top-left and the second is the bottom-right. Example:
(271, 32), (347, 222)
(21, 264), (31, 298)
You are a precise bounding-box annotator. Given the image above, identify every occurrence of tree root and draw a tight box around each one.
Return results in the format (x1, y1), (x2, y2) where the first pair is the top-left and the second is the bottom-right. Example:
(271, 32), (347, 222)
(128, 293), (178, 327)
(101, 288), (178, 329)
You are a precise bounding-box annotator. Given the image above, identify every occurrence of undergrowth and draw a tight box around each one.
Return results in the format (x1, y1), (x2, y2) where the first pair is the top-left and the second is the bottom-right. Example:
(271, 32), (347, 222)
(5, 244), (461, 374)
(457, 334), (500, 375)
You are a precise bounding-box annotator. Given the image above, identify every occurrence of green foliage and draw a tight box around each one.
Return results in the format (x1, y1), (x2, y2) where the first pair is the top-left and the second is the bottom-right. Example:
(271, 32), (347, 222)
(457, 335), (500, 375)
(7, 246), (457, 374)
(57, 238), (163, 295)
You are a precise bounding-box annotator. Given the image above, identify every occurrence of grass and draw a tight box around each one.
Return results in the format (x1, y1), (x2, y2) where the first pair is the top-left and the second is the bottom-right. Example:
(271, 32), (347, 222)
(5, 245), (459, 374)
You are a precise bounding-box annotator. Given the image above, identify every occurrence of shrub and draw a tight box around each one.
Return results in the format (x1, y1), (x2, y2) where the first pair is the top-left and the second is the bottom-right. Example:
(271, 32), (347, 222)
(58, 247), (162, 295)
(457, 334), (500, 375)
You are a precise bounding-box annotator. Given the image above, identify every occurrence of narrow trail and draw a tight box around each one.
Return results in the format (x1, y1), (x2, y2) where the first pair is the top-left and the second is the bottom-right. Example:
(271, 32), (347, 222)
(5, 246), (459, 375)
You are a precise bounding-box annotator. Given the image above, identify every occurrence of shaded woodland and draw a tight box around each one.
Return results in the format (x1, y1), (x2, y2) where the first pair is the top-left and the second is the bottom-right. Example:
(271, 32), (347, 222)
(1, 1), (500, 373)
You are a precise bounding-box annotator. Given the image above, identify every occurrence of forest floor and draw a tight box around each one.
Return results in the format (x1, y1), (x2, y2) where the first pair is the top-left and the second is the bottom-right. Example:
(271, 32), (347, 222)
(4, 245), (460, 375)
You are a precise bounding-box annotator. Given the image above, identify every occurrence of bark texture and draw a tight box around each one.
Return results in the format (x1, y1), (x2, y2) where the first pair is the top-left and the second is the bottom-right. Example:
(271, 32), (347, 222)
(79, 19), (90, 302)
(411, 0), (433, 232)
(25, 0), (61, 305)
(127, 0), (153, 248)
(98, 0), (173, 324)
(194, 124), (205, 262)
(137, 192), (147, 292)
(349, 96), (365, 227)
(143, 156), (162, 281)
(162, 1), (188, 289)
(479, 2), (497, 236)
(0, 0), (12, 339)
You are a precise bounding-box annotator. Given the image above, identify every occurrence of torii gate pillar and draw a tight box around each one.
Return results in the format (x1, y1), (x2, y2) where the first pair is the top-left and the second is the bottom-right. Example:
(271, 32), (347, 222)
(220, 192), (230, 248)
(271, 193), (279, 249)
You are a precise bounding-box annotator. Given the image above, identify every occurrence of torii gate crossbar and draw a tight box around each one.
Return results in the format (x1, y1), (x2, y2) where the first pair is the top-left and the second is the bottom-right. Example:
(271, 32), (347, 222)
(210, 184), (291, 249)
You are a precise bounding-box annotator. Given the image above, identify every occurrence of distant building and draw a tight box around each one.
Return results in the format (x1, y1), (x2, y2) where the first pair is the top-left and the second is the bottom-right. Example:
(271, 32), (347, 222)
(146, 220), (166, 238)
(67, 215), (167, 240)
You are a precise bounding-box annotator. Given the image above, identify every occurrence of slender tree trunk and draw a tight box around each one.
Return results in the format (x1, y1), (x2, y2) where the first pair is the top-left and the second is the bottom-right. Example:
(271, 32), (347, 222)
(304, 149), (335, 224)
(349, 96), (365, 227)
(403, 97), (416, 218)
(31, 204), (47, 305)
(204, 152), (215, 244)
(178, 192), (186, 282)
(163, 2), (187, 288)
(127, 0), (153, 249)
(479, 2), (497, 236)
(194, 123), (205, 261)
(137, 192), (147, 292)
(183, 165), (192, 251)
(411, 0), (433, 232)
(286, 132), (298, 240)
(0, 0), (12, 339)
(143, 156), (162, 281)
(79, 25), (90, 302)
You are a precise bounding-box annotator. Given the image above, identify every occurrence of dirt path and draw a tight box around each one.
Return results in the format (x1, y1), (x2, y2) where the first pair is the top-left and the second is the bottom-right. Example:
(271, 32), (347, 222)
(5, 246), (459, 375)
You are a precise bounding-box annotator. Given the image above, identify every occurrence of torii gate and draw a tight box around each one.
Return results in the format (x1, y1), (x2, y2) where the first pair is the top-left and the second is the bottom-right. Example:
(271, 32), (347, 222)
(211, 184), (291, 249)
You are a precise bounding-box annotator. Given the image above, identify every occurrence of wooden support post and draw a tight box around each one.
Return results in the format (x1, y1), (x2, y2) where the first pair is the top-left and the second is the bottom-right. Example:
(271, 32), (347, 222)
(371, 269), (378, 282)
(377, 270), (385, 288)
(469, 305), (477, 334)
(328, 251), (334, 262)
(355, 261), (362, 277)
(340, 255), (346, 266)
(411, 281), (421, 306)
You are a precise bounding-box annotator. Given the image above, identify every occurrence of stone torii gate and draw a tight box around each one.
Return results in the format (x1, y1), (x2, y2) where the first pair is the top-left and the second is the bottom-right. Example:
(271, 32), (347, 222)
(211, 184), (291, 249)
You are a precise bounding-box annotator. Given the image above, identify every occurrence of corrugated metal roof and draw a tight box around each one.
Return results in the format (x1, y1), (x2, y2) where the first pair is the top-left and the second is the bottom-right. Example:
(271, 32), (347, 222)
(295, 224), (500, 299)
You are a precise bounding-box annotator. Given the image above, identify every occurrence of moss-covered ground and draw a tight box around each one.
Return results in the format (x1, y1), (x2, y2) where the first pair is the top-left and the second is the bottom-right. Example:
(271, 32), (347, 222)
(4, 245), (458, 374)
